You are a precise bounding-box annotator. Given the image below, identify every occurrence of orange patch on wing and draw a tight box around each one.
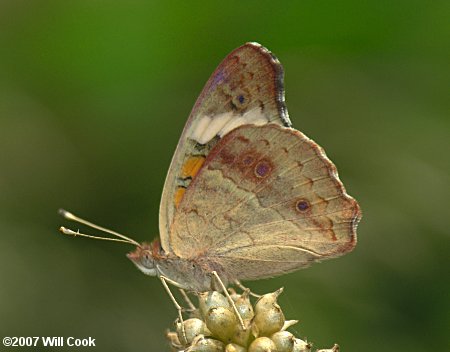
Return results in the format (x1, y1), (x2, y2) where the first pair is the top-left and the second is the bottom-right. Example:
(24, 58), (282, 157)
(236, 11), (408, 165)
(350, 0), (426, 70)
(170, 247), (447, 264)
(174, 187), (186, 209)
(181, 156), (205, 179)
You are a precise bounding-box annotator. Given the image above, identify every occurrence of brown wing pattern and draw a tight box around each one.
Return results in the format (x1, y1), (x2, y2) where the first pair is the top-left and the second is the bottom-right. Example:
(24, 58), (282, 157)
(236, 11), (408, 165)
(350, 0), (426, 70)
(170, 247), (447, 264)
(159, 43), (291, 252)
(169, 124), (361, 280)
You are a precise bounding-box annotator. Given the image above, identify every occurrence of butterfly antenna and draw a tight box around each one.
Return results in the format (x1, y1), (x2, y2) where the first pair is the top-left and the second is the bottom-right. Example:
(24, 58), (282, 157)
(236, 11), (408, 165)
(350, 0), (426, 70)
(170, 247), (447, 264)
(58, 209), (141, 247)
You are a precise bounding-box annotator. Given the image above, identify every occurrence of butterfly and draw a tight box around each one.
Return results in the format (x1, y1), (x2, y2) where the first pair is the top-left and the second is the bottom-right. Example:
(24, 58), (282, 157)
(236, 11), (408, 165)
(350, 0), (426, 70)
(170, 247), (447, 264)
(60, 42), (361, 329)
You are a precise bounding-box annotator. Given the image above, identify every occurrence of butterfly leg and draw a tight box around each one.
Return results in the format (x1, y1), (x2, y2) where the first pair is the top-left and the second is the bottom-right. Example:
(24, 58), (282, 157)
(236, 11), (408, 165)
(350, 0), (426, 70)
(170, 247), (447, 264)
(159, 276), (187, 341)
(234, 280), (262, 298)
(211, 271), (246, 330)
(179, 288), (196, 311)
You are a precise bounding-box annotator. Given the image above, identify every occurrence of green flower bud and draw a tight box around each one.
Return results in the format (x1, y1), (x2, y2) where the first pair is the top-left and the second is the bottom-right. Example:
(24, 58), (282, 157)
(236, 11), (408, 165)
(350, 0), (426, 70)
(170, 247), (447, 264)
(205, 306), (237, 342)
(231, 319), (253, 346)
(292, 338), (311, 352)
(271, 331), (295, 352)
(248, 337), (277, 352)
(234, 290), (254, 320)
(177, 318), (211, 345)
(252, 304), (285, 337)
(225, 343), (247, 352)
(187, 336), (225, 352)
(254, 288), (283, 314)
(199, 291), (231, 318)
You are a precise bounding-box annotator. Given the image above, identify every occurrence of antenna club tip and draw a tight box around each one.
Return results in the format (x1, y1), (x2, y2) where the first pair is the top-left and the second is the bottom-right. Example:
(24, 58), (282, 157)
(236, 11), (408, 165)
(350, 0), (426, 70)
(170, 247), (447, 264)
(58, 208), (75, 220)
(59, 226), (76, 236)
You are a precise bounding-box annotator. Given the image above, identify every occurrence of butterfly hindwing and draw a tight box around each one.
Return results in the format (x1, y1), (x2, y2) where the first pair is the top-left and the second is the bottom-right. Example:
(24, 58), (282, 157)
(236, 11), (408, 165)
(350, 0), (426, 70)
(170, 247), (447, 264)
(169, 124), (361, 280)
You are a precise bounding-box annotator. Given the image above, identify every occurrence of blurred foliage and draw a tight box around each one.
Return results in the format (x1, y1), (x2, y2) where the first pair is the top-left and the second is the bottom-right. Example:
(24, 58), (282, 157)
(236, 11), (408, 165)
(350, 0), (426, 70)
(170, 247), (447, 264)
(0, 1), (448, 351)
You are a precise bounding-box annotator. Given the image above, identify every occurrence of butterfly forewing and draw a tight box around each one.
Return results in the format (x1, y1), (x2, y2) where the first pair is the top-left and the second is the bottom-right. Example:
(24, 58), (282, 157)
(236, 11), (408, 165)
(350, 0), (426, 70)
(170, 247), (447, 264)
(169, 124), (361, 280)
(159, 43), (291, 252)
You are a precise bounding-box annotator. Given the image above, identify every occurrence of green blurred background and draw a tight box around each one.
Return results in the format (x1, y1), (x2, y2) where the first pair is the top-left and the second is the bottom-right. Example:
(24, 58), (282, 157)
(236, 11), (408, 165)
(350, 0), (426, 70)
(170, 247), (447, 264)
(0, 1), (448, 351)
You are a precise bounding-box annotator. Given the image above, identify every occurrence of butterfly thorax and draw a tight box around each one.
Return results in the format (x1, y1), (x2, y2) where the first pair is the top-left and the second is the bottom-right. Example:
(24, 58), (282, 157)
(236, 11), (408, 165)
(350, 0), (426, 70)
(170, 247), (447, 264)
(155, 255), (221, 292)
(127, 239), (226, 291)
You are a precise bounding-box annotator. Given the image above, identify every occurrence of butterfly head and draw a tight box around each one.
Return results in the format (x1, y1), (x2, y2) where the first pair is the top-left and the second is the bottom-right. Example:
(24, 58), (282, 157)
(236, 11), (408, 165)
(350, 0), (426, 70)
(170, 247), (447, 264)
(126, 241), (161, 277)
